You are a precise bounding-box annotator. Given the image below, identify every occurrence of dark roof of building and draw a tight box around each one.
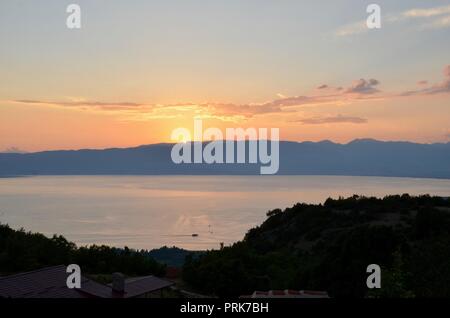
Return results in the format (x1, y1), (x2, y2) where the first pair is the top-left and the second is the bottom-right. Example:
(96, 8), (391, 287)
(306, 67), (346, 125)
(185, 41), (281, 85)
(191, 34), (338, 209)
(0, 265), (173, 298)
(108, 276), (174, 298)
(240, 290), (330, 298)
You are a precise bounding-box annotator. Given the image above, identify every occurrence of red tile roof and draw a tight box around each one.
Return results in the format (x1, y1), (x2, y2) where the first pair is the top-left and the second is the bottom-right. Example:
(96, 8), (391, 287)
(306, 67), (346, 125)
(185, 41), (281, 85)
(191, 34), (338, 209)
(302, 290), (329, 296)
(254, 291), (269, 295)
(272, 290), (286, 295)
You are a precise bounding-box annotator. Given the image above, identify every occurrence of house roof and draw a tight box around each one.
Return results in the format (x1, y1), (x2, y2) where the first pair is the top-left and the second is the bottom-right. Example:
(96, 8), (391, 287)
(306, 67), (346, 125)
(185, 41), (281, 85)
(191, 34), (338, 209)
(108, 275), (174, 298)
(240, 289), (330, 298)
(0, 265), (173, 298)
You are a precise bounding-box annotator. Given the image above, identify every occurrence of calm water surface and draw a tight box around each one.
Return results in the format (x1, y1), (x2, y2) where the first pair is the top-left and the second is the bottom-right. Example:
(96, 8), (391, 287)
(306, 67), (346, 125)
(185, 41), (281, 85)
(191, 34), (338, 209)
(1, 175), (449, 250)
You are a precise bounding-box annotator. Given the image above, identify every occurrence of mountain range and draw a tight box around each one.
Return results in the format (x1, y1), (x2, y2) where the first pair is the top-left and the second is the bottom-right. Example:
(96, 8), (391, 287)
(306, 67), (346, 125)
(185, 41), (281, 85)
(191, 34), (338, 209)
(1, 139), (449, 178)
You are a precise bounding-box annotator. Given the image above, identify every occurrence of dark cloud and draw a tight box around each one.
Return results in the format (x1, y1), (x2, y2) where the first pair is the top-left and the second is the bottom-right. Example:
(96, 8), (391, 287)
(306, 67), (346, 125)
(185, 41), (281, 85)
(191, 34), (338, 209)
(317, 84), (328, 89)
(344, 78), (380, 95)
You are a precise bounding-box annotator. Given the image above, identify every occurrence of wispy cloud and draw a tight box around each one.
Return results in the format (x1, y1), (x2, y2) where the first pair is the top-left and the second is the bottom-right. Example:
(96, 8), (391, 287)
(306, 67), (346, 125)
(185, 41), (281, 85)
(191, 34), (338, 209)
(294, 114), (368, 125)
(421, 14), (450, 29)
(10, 65), (449, 122)
(335, 4), (450, 37)
(400, 65), (450, 96)
(11, 77), (381, 121)
(13, 99), (145, 110)
(335, 20), (367, 37)
(402, 5), (450, 18)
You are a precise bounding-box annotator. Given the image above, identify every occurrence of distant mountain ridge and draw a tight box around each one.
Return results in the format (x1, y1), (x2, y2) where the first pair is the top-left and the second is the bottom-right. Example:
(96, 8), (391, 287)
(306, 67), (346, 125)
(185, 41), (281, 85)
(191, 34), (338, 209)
(0, 139), (449, 178)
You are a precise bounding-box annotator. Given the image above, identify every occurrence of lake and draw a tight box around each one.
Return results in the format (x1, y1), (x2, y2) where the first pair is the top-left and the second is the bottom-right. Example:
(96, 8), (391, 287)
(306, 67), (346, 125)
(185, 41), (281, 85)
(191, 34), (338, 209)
(1, 175), (450, 250)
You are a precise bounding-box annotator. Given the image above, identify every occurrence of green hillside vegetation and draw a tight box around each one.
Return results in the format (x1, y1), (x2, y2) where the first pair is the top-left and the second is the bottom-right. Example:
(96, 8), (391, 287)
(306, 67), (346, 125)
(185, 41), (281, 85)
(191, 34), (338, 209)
(146, 246), (203, 267)
(183, 194), (450, 297)
(0, 224), (165, 277)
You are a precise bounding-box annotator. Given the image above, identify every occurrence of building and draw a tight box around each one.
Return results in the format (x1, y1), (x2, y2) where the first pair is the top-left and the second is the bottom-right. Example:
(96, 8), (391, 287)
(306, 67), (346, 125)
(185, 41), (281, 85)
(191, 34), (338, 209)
(240, 290), (329, 298)
(0, 265), (174, 298)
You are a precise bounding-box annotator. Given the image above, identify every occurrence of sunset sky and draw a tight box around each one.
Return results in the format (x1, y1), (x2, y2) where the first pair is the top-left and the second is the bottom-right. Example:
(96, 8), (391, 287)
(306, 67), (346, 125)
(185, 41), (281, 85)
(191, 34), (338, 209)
(1, 0), (450, 152)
